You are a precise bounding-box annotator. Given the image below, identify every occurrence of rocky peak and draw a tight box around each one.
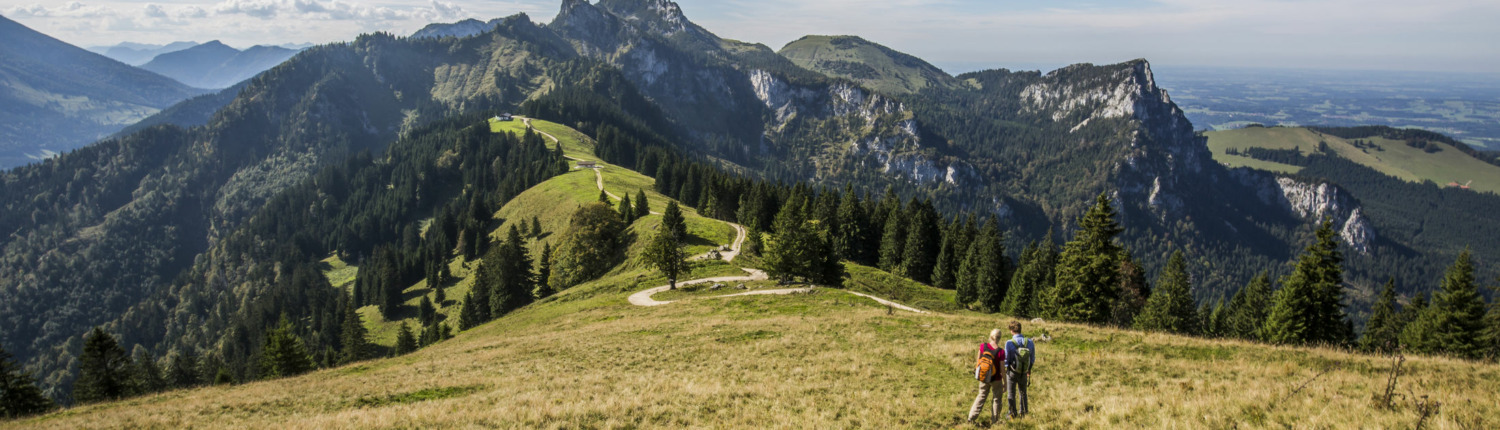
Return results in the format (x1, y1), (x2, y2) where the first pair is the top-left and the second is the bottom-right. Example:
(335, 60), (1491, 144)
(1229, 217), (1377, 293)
(598, 0), (690, 35)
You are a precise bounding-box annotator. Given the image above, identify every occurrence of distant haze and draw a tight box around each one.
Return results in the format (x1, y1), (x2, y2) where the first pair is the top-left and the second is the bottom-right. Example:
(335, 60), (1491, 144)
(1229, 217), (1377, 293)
(3, 0), (1496, 74)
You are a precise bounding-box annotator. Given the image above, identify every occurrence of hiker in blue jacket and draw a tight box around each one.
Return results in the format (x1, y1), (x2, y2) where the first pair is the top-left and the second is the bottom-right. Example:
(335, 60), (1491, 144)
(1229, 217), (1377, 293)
(1003, 320), (1036, 419)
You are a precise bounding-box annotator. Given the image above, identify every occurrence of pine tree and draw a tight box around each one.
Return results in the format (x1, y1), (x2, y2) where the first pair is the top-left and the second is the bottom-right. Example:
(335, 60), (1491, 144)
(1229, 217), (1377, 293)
(166, 349), (199, 388)
(635, 189), (651, 219)
(534, 243), (555, 299)
(1, 343), (53, 418)
(395, 322), (418, 355)
(1135, 251), (1198, 335)
(618, 194), (635, 223)
(1111, 251), (1150, 328)
(258, 317), (314, 379)
(931, 221), (959, 290)
(419, 296), (436, 325)
(1360, 279), (1403, 353)
(900, 200), (942, 284)
(973, 221), (1009, 312)
(765, 202), (817, 283)
(1050, 193), (1124, 324)
(877, 204), (907, 272)
(478, 226), (534, 318)
(131, 346), (165, 394)
(531, 216), (542, 237)
(1224, 272), (1272, 341)
(1402, 250), (1487, 359)
(955, 235), (982, 308)
(598, 190), (613, 207)
(1003, 242), (1039, 317)
(458, 291), (484, 331)
(661, 201), (687, 242)
(74, 327), (134, 403)
(834, 186), (870, 265)
(339, 296), (369, 364)
(1263, 219), (1352, 346)
(643, 222), (691, 289)
(1482, 289), (1500, 361)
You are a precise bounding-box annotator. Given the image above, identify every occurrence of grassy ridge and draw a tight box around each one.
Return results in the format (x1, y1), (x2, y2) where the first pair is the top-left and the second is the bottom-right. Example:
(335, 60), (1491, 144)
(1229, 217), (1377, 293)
(327, 119), (744, 347)
(1206, 126), (1500, 193)
(17, 273), (1498, 428)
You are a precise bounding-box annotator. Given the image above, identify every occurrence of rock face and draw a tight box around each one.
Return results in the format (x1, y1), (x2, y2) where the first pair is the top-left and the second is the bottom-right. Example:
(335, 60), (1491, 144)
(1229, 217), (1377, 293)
(1229, 172), (1377, 253)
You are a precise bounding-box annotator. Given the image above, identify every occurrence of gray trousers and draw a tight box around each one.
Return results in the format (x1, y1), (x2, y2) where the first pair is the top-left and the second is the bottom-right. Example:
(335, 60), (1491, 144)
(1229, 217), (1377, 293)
(1006, 371), (1029, 417)
(966, 379), (1001, 422)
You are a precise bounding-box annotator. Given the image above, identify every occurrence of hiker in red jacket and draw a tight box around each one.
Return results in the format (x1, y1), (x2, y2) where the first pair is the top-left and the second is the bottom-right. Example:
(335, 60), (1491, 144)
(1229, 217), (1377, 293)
(967, 328), (1006, 424)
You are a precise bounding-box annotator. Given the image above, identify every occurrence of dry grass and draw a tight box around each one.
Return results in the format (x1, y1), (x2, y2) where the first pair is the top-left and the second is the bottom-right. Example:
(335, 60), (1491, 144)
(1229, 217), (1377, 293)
(15, 272), (1498, 429)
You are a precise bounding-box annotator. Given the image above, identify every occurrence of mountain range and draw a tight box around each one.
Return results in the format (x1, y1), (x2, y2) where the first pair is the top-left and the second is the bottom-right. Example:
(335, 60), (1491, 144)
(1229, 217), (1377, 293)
(0, 15), (204, 169)
(88, 41), (199, 66)
(1, 0), (1496, 400)
(140, 41), (302, 89)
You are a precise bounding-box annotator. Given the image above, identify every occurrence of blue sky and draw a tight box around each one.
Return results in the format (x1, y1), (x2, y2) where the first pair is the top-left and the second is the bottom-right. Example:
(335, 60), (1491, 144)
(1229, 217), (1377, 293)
(3, 0), (1497, 74)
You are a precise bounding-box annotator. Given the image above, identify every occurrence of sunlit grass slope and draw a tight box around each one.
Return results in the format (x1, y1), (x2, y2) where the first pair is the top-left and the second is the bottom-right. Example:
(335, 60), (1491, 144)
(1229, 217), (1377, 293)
(1206, 126), (1500, 194)
(320, 118), (740, 348)
(17, 269), (1499, 428)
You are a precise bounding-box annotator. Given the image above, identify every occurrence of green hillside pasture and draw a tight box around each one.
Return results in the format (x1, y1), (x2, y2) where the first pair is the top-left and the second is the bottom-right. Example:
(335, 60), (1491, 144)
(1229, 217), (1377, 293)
(26, 273), (1499, 429)
(1206, 127), (1500, 193)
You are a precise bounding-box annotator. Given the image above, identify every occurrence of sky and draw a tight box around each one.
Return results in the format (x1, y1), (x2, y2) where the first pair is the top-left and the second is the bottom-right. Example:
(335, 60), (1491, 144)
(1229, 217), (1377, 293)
(3, 0), (1497, 74)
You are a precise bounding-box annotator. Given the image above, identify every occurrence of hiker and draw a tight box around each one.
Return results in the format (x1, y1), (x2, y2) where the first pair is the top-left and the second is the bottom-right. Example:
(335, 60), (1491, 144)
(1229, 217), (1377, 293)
(967, 329), (1006, 424)
(1003, 320), (1036, 419)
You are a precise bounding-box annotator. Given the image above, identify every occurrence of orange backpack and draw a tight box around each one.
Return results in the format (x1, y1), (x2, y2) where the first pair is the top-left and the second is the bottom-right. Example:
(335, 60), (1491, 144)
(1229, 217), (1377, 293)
(974, 344), (998, 382)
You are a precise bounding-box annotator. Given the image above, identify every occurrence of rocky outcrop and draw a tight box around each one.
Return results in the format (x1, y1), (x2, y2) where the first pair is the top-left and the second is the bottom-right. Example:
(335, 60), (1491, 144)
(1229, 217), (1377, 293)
(750, 69), (967, 185)
(1235, 173), (1376, 253)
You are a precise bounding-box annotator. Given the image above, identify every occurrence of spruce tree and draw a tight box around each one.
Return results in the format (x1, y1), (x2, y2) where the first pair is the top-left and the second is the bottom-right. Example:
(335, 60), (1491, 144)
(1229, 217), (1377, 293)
(1263, 219), (1352, 345)
(395, 322), (418, 355)
(534, 243), (555, 299)
(661, 201), (687, 242)
(131, 347), (166, 394)
(458, 291), (483, 331)
(1111, 251), (1150, 328)
(482, 226), (534, 317)
(834, 186), (870, 265)
(900, 200), (941, 284)
(643, 222), (690, 289)
(598, 190), (613, 207)
(1402, 250), (1487, 358)
(531, 216), (542, 237)
(1360, 279), (1403, 353)
(973, 220), (1009, 312)
(1050, 193), (1124, 324)
(1003, 242), (1039, 317)
(635, 190), (651, 219)
(166, 349), (199, 388)
(955, 236), (981, 308)
(764, 202), (817, 283)
(1135, 251), (1198, 335)
(877, 204), (907, 272)
(1482, 290), (1500, 361)
(618, 194), (635, 223)
(1, 343), (53, 418)
(1224, 272), (1272, 341)
(419, 296), (436, 325)
(339, 297), (369, 364)
(74, 327), (134, 403)
(258, 317), (314, 379)
(931, 223), (958, 290)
